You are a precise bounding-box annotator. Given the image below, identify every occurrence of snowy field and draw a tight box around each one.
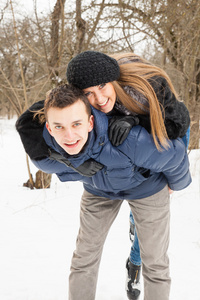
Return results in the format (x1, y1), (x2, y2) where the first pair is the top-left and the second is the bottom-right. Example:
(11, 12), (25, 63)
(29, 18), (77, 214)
(0, 116), (200, 300)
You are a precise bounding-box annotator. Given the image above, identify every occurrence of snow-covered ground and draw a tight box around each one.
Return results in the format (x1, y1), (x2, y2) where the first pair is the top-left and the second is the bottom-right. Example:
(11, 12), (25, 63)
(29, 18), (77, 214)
(0, 117), (200, 300)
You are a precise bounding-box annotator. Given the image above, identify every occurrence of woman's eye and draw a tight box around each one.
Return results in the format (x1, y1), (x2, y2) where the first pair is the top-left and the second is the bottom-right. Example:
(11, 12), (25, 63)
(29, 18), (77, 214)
(85, 91), (91, 97)
(99, 83), (106, 89)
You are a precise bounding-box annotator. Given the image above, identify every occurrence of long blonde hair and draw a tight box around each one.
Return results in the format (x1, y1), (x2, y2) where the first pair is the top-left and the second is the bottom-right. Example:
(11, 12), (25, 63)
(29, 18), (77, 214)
(110, 53), (179, 150)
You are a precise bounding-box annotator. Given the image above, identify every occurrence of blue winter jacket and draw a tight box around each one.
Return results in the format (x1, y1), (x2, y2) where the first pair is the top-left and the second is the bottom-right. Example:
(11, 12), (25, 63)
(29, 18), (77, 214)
(32, 107), (191, 200)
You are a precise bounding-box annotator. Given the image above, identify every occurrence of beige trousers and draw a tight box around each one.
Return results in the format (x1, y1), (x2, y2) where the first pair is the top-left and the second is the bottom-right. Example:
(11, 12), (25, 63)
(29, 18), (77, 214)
(69, 185), (171, 300)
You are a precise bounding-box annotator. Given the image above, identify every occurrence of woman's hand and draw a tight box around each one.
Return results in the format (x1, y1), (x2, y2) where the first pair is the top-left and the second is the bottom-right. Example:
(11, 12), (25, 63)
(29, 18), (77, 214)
(108, 115), (139, 146)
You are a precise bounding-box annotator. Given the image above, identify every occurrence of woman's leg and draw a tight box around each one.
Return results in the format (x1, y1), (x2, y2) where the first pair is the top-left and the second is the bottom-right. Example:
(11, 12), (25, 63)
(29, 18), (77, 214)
(68, 190), (123, 300)
(129, 211), (142, 265)
(129, 229), (142, 266)
(127, 212), (142, 300)
(129, 211), (135, 242)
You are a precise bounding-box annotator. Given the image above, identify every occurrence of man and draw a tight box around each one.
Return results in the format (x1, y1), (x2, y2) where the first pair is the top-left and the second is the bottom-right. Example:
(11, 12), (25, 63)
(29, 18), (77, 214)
(16, 84), (191, 300)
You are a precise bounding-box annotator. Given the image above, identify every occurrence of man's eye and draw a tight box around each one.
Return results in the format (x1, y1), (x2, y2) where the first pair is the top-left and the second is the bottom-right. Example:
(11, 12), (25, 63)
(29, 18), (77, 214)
(99, 83), (106, 89)
(55, 126), (62, 129)
(74, 123), (81, 127)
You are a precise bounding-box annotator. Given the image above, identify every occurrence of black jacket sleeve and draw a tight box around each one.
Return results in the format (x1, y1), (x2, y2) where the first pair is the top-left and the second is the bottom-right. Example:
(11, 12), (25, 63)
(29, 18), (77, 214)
(15, 100), (49, 160)
(148, 76), (190, 139)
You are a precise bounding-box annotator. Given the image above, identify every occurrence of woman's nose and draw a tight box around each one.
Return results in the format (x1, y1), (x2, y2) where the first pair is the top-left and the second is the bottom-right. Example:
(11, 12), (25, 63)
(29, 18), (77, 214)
(94, 90), (104, 102)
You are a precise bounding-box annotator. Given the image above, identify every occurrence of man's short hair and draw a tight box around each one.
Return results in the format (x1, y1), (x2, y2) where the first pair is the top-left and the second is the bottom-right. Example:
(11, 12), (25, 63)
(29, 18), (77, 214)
(44, 84), (91, 120)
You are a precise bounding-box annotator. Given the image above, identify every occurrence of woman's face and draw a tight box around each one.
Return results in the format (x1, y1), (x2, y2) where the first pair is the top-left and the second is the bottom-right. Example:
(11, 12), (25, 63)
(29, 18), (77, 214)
(83, 83), (116, 114)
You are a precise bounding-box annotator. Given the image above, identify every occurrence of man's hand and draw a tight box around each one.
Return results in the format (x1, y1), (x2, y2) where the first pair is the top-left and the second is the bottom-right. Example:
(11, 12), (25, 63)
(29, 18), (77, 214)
(108, 115), (139, 146)
(168, 187), (174, 194)
(76, 159), (104, 177)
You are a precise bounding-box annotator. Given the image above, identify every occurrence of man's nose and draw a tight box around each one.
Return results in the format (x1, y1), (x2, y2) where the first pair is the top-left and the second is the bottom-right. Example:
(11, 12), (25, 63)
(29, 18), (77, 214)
(64, 128), (74, 140)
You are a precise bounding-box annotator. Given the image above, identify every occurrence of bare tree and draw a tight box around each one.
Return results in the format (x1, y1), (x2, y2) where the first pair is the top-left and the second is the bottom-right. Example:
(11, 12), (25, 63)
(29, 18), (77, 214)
(49, 0), (66, 81)
(74, 0), (87, 54)
(0, 0), (68, 188)
(114, 0), (200, 148)
(1, 0), (199, 189)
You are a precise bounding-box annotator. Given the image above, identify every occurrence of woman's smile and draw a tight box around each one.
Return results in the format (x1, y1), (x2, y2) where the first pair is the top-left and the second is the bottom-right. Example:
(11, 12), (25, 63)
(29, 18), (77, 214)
(98, 98), (109, 107)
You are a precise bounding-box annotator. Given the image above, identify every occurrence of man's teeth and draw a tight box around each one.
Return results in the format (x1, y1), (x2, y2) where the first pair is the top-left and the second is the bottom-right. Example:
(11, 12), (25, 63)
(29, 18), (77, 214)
(67, 141), (78, 145)
(99, 99), (108, 106)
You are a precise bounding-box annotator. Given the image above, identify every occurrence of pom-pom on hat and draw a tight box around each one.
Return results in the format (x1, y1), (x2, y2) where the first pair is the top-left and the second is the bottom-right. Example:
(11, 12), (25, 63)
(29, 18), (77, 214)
(66, 51), (120, 89)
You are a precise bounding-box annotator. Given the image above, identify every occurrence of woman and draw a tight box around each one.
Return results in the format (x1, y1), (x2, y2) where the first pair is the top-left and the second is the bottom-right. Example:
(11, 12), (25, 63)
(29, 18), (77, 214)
(66, 50), (190, 300)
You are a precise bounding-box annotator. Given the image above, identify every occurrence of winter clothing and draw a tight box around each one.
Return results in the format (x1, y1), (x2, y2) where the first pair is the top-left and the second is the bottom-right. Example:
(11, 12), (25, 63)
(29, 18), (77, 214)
(16, 100), (49, 160)
(107, 56), (191, 276)
(129, 218), (141, 266)
(16, 102), (191, 199)
(108, 115), (140, 146)
(148, 76), (190, 138)
(116, 54), (190, 138)
(126, 259), (141, 300)
(109, 76), (190, 141)
(66, 51), (120, 89)
(49, 149), (104, 177)
(27, 106), (191, 200)
(66, 51), (190, 141)
(69, 186), (171, 300)
(16, 101), (103, 177)
(108, 66), (190, 285)
(16, 104), (191, 199)
(16, 102), (191, 300)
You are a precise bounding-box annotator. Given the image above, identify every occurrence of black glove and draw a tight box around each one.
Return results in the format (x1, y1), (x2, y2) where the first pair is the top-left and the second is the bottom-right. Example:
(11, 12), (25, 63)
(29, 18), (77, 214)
(76, 159), (104, 176)
(108, 115), (139, 146)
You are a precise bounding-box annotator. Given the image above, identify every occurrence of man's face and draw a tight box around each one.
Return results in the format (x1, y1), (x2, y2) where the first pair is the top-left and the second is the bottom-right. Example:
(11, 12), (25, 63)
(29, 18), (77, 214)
(46, 100), (94, 155)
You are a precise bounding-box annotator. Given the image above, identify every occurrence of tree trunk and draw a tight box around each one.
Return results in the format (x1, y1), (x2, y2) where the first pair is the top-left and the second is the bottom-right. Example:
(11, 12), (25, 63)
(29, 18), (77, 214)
(49, 0), (66, 82)
(74, 0), (86, 54)
(34, 170), (52, 189)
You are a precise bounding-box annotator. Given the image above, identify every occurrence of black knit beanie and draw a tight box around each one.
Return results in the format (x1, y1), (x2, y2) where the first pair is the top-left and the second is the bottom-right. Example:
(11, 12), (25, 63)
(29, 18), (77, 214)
(66, 51), (120, 89)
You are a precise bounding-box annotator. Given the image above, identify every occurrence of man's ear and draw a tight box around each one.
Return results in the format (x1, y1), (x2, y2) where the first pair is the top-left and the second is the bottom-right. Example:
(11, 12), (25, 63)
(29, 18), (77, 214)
(88, 115), (94, 132)
(46, 122), (53, 136)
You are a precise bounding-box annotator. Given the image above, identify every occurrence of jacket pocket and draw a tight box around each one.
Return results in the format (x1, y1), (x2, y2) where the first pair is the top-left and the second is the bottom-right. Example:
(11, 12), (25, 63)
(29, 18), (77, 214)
(105, 166), (150, 191)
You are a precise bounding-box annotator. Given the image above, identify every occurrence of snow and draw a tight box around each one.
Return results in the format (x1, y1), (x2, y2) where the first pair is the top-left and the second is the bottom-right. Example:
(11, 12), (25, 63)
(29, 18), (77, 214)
(0, 116), (200, 300)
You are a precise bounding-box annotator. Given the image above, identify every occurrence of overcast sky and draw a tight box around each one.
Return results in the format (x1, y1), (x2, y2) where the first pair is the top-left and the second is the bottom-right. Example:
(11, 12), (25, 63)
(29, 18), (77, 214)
(17, 0), (55, 14)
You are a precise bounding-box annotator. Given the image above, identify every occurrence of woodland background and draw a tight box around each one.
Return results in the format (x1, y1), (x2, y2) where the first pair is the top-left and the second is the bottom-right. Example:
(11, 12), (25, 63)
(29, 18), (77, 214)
(0, 3), (199, 299)
(1, 0), (199, 155)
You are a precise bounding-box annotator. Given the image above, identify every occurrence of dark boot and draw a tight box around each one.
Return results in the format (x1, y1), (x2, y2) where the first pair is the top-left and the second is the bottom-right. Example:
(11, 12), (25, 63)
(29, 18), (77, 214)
(126, 259), (141, 300)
